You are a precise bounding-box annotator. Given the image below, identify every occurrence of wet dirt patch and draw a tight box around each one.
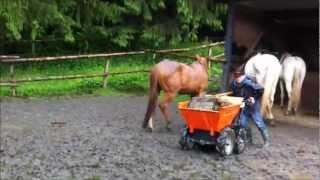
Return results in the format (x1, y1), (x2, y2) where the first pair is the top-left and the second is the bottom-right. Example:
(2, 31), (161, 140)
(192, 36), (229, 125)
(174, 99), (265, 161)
(1, 96), (319, 179)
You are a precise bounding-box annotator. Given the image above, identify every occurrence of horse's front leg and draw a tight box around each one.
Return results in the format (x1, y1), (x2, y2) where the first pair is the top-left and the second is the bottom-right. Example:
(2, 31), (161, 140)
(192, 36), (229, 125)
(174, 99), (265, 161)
(189, 92), (197, 99)
(159, 92), (176, 130)
(197, 90), (207, 97)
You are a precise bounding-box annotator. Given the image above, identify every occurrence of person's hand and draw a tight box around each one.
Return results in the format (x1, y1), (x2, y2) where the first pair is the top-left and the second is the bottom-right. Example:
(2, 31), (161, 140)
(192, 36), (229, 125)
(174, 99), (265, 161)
(248, 97), (255, 105)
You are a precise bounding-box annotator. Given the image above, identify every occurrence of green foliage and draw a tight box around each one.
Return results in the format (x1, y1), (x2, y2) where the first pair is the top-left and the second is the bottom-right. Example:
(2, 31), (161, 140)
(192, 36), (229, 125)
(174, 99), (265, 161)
(0, 0), (25, 40)
(108, 74), (149, 93)
(79, 79), (102, 91)
(0, 0), (227, 54)
(87, 176), (101, 180)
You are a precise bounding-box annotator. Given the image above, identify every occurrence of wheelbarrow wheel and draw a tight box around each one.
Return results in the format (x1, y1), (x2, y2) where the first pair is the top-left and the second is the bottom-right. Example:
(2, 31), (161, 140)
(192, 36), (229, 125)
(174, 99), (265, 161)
(234, 127), (247, 154)
(179, 127), (194, 150)
(179, 136), (194, 150)
(179, 136), (187, 150)
(216, 128), (235, 156)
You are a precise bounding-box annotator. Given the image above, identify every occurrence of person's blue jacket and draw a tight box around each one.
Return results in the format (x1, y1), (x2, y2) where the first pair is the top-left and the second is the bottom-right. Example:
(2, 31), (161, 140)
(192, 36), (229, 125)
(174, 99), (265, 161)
(231, 76), (264, 101)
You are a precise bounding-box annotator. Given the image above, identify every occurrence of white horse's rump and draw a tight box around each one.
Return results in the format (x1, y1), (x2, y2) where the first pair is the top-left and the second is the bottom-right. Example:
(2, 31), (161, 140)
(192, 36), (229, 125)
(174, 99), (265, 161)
(245, 53), (282, 119)
(279, 53), (306, 115)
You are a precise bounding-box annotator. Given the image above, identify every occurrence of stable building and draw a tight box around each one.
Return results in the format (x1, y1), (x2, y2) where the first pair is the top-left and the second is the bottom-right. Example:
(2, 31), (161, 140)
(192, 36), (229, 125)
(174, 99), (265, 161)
(222, 0), (319, 114)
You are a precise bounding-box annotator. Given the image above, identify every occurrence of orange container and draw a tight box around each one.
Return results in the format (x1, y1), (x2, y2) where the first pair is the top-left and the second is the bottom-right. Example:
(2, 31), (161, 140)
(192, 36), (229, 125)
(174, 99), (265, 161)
(177, 99), (242, 136)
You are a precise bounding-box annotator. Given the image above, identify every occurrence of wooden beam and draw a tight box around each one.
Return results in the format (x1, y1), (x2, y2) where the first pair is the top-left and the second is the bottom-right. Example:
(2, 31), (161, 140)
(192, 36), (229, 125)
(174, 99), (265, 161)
(0, 70), (150, 84)
(221, 0), (235, 92)
(0, 73), (109, 83)
(0, 42), (224, 63)
(0, 51), (145, 63)
(146, 41), (225, 53)
(0, 55), (19, 59)
(0, 83), (17, 86)
(156, 52), (225, 63)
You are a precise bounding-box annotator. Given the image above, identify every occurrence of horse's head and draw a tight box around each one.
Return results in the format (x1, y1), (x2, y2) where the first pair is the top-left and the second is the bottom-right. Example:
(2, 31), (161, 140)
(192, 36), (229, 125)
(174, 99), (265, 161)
(195, 55), (209, 72)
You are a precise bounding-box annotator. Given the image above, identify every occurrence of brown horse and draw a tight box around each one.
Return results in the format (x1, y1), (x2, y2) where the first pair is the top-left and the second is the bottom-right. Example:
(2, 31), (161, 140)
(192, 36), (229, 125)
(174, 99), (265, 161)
(142, 55), (209, 131)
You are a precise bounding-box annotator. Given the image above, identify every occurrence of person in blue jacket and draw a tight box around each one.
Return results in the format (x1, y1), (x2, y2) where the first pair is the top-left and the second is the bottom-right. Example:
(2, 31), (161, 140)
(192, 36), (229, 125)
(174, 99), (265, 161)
(230, 65), (270, 147)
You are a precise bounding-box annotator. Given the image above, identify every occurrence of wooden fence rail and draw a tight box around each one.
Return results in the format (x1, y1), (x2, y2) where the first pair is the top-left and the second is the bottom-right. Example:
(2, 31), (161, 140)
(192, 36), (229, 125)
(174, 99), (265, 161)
(0, 55), (20, 59)
(0, 41), (224, 63)
(0, 42), (225, 96)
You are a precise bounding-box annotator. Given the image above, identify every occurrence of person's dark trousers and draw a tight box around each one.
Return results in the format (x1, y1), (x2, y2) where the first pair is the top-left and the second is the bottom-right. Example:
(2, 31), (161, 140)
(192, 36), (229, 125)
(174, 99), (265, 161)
(239, 100), (270, 146)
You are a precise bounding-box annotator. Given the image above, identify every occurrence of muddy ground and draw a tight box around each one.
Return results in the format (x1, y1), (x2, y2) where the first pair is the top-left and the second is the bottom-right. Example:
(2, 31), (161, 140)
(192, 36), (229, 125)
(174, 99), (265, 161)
(1, 96), (319, 180)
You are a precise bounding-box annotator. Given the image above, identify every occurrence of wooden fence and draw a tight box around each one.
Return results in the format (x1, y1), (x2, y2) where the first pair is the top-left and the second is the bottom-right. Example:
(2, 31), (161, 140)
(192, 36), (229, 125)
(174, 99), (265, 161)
(0, 42), (225, 96)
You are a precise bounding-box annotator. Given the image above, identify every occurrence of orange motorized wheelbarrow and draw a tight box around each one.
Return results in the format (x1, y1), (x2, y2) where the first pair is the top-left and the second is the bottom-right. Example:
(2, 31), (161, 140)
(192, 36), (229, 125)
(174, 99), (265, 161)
(177, 95), (249, 156)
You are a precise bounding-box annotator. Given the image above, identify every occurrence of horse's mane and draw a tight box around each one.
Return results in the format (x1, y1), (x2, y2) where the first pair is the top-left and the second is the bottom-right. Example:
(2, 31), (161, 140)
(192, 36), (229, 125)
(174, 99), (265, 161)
(245, 49), (282, 63)
(245, 75), (258, 83)
(280, 52), (292, 63)
(280, 52), (304, 63)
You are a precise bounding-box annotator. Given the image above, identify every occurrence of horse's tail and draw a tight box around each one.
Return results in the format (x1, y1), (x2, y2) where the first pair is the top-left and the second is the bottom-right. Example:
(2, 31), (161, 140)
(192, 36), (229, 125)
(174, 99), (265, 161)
(142, 71), (160, 128)
(260, 65), (281, 119)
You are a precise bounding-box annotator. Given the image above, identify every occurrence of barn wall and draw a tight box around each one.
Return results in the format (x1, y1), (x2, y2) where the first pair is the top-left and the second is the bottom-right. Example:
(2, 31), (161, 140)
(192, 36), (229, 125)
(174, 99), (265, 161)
(300, 72), (319, 115)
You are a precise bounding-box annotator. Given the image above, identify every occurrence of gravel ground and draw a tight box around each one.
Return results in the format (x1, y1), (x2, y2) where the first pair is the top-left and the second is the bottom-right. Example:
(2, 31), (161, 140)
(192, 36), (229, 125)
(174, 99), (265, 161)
(1, 96), (319, 180)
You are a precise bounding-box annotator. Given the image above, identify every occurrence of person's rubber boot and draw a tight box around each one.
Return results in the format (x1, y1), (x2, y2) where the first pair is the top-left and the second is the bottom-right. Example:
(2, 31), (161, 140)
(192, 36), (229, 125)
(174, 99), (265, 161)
(260, 128), (270, 148)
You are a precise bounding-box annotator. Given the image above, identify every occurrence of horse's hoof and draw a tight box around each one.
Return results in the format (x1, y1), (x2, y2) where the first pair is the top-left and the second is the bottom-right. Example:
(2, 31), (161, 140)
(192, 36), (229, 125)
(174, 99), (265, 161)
(292, 110), (297, 115)
(166, 126), (172, 132)
(285, 111), (291, 116)
(145, 127), (153, 133)
(269, 120), (276, 126)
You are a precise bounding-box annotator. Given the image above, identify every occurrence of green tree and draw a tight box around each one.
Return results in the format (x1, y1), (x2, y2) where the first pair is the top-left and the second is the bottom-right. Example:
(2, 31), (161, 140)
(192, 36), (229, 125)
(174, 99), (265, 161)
(0, 0), (227, 54)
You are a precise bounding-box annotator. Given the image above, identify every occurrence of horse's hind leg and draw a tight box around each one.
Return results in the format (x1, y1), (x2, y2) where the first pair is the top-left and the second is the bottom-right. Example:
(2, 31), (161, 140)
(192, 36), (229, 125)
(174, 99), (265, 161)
(159, 92), (176, 130)
(280, 80), (285, 109)
(285, 78), (293, 115)
(269, 81), (279, 119)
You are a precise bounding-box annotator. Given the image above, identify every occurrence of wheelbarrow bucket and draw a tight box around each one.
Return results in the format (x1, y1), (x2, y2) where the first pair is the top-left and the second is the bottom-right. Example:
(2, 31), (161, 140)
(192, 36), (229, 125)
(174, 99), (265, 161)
(177, 96), (243, 135)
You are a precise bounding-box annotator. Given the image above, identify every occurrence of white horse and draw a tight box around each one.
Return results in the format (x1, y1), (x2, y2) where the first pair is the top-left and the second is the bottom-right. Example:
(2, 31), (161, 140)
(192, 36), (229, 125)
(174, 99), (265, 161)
(279, 53), (306, 115)
(245, 53), (282, 120)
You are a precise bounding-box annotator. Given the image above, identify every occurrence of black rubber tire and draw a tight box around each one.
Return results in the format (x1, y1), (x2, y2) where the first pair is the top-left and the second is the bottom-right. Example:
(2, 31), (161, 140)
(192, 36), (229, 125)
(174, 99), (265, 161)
(179, 136), (194, 150)
(179, 126), (189, 150)
(179, 137), (187, 150)
(216, 128), (236, 156)
(234, 128), (246, 154)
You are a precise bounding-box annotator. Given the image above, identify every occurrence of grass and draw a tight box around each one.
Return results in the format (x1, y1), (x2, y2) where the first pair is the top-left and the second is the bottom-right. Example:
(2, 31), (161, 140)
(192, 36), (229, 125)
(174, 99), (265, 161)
(0, 42), (224, 98)
(86, 176), (101, 180)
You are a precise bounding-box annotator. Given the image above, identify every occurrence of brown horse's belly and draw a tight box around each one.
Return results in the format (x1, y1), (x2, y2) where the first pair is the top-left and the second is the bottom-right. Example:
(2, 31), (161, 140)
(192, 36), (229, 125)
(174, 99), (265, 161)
(178, 88), (197, 94)
(179, 86), (200, 94)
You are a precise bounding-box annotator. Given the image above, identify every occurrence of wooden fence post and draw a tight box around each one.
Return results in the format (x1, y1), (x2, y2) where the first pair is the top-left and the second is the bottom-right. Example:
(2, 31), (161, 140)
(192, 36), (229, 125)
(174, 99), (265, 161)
(102, 59), (110, 88)
(10, 64), (16, 96)
(32, 41), (36, 56)
(152, 53), (157, 63)
(208, 47), (212, 68)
